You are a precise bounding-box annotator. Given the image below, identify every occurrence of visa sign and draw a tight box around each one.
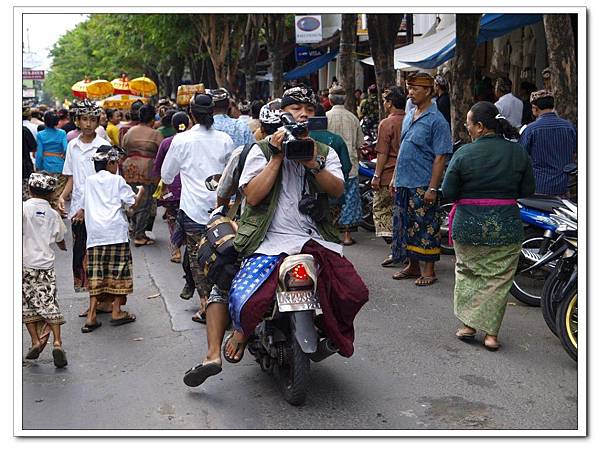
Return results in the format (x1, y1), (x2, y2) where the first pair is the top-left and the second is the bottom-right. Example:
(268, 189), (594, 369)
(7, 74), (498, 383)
(295, 46), (324, 63)
(295, 15), (322, 44)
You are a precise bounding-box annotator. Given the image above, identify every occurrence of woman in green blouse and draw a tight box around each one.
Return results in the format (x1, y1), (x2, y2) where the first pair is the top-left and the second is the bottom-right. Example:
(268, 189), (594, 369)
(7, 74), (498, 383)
(442, 101), (535, 351)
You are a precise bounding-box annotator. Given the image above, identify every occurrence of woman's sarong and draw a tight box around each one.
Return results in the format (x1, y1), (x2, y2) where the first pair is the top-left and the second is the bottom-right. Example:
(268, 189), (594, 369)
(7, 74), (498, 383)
(87, 242), (133, 296)
(72, 222), (88, 292)
(392, 187), (441, 262)
(338, 177), (362, 230)
(229, 240), (369, 357)
(453, 241), (521, 336)
(22, 267), (65, 325)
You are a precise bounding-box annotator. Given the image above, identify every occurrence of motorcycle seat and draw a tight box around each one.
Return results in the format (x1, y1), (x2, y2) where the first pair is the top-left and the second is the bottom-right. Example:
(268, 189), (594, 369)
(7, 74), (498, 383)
(518, 195), (565, 214)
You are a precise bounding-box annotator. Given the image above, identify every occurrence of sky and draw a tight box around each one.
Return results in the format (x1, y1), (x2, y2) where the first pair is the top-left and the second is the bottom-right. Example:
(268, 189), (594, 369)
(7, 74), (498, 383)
(22, 13), (88, 70)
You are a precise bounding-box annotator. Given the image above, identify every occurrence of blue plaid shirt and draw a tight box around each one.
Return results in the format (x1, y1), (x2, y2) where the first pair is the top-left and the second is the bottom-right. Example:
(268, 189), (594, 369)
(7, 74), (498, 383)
(394, 102), (452, 188)
(518, 112), (577, 195)
(213, 114), (255, 148)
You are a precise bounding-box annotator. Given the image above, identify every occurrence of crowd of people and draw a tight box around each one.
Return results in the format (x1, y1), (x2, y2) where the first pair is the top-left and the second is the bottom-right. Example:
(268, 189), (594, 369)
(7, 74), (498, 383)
(22, 69), (576, 377)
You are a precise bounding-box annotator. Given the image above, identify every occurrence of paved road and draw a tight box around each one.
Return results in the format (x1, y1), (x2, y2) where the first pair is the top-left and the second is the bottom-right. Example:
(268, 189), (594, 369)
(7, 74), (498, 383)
(22, 210), (578, 430)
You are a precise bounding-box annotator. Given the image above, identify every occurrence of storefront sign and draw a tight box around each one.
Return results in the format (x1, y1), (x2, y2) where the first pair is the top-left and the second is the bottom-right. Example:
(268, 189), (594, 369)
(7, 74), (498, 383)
(295, 15), (322, 44)
(23, 70), (45, 80)
(23, 88), (36, 98)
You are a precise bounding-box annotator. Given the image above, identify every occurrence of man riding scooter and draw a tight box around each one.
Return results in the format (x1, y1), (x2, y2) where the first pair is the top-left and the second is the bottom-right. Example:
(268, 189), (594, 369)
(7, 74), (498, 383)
(182, 85), (369, 387)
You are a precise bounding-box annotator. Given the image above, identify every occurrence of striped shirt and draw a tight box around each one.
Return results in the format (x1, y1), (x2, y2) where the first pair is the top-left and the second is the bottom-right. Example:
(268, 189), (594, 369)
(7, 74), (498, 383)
(518, 112), (577, 195)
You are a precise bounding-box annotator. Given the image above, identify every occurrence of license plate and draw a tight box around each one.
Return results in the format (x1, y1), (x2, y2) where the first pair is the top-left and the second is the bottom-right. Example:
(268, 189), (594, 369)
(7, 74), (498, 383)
(276, 290), (320, 312)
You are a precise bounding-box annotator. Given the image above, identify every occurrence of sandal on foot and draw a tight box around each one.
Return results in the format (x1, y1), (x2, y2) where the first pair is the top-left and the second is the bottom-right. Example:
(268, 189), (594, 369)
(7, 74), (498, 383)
(25, 343), (44, 360)
(456, 327), (477, 341)
(223, 333), (248, 364)
(415, 275), (438, 286)
(134, 238), (155, 247)
(392, 269), (420, 280)
(192, 311), (206, 324)
(110, 313), (136, 326)
(52, 347), (68, 368)
(81, 321), (102, 333)
(484, 335), (501, 351)
(381, 256), (399, 267)
(183, 360), (222, 387)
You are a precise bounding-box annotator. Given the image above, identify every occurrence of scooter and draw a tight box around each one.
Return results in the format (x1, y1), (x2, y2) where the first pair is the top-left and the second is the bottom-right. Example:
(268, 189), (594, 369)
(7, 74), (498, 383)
(510, 196), (577, 306)
(243, 254), (339, 406)
(358, 159), (376, 232)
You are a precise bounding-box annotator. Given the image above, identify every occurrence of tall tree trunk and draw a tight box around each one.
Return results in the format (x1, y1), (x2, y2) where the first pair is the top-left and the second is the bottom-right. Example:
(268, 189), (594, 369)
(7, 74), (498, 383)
(240, 14), (263, 101)
(266, 15), (286, 98)
(450, 14), (481, 143)
(367, 14), (404, 121)
(544, 14), (577, 126)
(340, 14), (358, 115)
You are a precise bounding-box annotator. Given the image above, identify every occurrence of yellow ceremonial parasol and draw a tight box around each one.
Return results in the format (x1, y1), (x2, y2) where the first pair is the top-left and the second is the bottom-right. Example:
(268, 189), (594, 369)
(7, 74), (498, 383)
(129, 75), (158, 97)
(99, 94), (149, 110)
(71, 78), (91, 99)
(86, 79), (114, 100)
(111, 74), (131, 95)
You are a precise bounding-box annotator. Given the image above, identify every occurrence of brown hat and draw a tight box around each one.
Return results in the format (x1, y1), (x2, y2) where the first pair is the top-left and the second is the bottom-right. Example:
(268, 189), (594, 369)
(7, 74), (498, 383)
(329, 84), (345, 95)
(530, 89), (554, 104)
(407, 73), (434, 88)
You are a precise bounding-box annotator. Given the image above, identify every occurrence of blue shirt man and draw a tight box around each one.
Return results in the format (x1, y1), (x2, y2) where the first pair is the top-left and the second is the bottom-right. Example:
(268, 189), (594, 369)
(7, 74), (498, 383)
(394, 101), (452, 188)
(518, 90), (576, 196)
(390, 73), (453, 284)
(35, 127), (68, 173)
(213, 114), (255, 148)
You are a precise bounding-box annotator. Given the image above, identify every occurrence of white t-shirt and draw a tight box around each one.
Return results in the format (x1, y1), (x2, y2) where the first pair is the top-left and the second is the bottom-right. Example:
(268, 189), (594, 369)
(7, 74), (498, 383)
(239, 139), (344, 257)
(495, 93), (524, 129)
(83, 170), (136, 248)
(62, 134), (111, 219)
(23, 198), (66, 269)
(161, 124), (234, 225)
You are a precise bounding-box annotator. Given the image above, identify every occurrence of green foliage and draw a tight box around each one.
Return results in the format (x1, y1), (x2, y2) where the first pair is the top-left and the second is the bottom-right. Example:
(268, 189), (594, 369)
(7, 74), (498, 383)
(44, 14), (199, 101)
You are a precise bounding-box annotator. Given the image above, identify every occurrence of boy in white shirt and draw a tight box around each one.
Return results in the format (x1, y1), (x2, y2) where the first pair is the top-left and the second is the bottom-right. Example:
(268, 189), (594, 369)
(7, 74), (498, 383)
(76, 146), (144, 333)
(23, 173), (68, 368)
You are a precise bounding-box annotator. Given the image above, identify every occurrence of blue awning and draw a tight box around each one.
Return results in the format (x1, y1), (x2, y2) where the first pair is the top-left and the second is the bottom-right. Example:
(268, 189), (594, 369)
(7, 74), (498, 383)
(283, 49), (339, 81)
(397, 13), (544, 69)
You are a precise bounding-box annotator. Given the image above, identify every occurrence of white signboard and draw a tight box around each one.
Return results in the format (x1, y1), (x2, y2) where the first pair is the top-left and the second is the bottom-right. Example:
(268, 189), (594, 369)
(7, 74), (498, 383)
(23, 88), (36, 98)
(295, 15), (323, 44)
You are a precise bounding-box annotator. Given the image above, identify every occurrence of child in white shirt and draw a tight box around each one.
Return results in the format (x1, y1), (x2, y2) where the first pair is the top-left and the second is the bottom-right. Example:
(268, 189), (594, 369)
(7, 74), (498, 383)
(75, 146), (144, 332)
(23, 172), (68, 368)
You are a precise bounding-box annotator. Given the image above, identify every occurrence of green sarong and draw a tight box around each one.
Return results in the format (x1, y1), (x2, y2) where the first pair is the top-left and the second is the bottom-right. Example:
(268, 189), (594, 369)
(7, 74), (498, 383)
(453, 242), (521, 336)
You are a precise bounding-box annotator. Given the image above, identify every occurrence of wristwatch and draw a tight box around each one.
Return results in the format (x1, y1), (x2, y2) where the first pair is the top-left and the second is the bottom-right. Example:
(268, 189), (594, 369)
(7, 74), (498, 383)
(308, 155), (326, 175)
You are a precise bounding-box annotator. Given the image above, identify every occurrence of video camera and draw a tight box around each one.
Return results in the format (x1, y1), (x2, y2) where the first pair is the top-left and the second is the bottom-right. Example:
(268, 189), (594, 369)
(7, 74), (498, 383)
(280, 112), (327, 160)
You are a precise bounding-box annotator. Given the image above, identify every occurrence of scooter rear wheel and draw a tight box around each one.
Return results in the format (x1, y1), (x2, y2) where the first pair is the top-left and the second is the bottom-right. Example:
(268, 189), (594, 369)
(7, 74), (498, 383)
(556, 286), (577, 362)
(278, 338), (310, 406)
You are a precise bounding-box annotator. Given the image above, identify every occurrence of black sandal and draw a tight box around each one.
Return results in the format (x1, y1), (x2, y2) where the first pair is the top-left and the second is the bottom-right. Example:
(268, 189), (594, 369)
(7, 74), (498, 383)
(110, 313), (136, 326)
(81, 321), (102, 333)
(222, 333), (248, 364)
(183, 361), (222, 387)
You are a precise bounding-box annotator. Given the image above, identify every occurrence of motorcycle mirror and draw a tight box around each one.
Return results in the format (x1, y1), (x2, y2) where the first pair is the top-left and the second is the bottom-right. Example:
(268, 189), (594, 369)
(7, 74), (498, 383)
(205, 174), (221, 191)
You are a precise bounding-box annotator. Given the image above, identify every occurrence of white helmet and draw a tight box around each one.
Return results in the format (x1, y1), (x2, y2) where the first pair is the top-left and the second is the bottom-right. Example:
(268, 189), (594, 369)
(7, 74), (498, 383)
(259, 98), (283, 125)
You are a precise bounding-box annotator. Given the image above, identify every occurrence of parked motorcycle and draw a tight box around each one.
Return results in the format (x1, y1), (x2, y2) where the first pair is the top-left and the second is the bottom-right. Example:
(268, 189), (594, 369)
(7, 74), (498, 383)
(358, 160), (376, 232)
(510, 196), (577, 306)
(241, 254), (340, 405)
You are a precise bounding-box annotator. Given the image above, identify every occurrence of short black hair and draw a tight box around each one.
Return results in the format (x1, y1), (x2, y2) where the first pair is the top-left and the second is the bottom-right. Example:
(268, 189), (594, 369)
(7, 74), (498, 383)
(43, 111), (59, 128)
(161, 109), (177, 128)
(94, 159), (109, 172)
(383, 87), (407, 110)
(531, 96), (554, 110)
(106, 108), (119, 120)
(139, 104), (156, 124)
(28, 185), (52, 198)
(250, 100), (264, 119)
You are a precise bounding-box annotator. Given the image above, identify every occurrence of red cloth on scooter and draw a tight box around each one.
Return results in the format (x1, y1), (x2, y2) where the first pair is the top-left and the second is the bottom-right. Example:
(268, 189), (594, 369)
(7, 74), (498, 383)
(239, 240), (369, 357)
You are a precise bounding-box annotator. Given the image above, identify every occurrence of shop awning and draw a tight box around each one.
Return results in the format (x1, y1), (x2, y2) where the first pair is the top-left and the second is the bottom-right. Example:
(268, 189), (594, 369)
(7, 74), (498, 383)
(283, 48), (339, 81)
(361, 13), (543, 70)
